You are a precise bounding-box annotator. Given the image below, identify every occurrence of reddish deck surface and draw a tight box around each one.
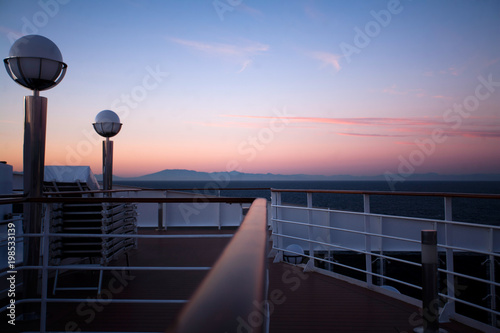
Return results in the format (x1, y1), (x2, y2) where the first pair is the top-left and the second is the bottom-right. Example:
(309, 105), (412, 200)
(4, 228), (481, 332)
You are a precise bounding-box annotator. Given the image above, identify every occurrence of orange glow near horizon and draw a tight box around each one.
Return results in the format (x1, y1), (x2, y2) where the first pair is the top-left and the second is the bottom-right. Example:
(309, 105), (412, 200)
(2, 113), (497, 178)
(1, 2), (500, 179)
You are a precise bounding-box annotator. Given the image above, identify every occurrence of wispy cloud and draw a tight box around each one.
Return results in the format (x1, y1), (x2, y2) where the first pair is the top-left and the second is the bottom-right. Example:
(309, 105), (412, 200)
(423, 66), (465, 77)
(0, 26), (21, 40)
(382, 85), (425, 97)
(169, 37), (269, 57)
(485, 57), (500, 68)
(307, 51), (342, 72)
(433, 95), (453, 100)
(337, 132), (409, 138)
(0, 120), (18, 124)
(168, 37), (269, 73)
(221, 115), (441, 127)
(237, 59), (253, 73)
(441, 66), (461, 76)
(445, 129), (500, 138)
(218, 115), (500, 140)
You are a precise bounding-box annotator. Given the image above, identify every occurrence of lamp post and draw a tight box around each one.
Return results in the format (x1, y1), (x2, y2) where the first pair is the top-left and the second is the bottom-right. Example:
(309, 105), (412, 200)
(4, 35), (67, 319)
(93, 110), (122, 194)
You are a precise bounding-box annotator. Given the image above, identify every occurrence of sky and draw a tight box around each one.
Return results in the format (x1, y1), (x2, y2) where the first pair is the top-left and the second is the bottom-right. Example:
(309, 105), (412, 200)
(1, 0), (500, 178)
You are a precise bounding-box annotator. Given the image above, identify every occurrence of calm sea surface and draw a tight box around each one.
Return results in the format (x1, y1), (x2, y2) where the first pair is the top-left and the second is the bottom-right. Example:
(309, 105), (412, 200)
(114, 180), (500, 225)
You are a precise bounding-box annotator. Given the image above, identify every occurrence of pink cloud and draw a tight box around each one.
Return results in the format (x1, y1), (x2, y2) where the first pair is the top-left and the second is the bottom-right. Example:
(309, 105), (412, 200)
(218, 115), (500, 141)
(221, 115), (442, 127)
(435, 66), (465, 76)
(308, 51), (342, 71)
(485, 57), (500, 68)
(433, 95), (452, 100)
(448, 67), (460, 76)
(444, 129), (500, 138)
(337, 132), (409, 138)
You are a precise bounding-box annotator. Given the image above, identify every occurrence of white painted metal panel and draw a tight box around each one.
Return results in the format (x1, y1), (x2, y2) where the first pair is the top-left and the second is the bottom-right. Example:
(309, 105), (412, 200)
(329, 211), (366, 252)
(310, 210), (332, 251)
(120, 189), (245, 228)
(219, 203), (243, 227)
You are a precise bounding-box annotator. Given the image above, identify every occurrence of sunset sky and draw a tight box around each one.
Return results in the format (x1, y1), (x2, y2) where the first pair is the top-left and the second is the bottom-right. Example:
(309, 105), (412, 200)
(1, 0), (500, 178)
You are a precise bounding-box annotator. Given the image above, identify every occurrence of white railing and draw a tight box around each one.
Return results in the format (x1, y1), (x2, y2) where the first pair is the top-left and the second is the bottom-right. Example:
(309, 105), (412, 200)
(0, 191), (258, 333)
(2, 184), (500, 331)
(270, 189), (500, 332)
(109, 186), (249, 229)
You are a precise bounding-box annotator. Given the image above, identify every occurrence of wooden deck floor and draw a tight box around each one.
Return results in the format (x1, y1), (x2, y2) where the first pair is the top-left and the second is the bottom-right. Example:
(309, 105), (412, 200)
(3, 228), (482, 332)
(268, 262), (480, 333)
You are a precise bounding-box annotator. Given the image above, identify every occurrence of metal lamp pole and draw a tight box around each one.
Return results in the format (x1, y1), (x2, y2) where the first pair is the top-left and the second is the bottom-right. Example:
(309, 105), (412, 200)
(22, 89), (47, 319)
(103, 137), (113, 192)
(4, 35), (67, 319)
(93, 110), (122, 194)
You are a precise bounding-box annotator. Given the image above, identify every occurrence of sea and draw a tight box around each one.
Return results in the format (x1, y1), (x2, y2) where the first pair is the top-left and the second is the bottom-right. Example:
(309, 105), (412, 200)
(114, 180), (500, 226)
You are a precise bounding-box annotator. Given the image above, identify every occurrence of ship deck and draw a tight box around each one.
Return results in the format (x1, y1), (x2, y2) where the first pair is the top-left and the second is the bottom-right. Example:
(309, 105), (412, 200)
(6, 228), (480, 333)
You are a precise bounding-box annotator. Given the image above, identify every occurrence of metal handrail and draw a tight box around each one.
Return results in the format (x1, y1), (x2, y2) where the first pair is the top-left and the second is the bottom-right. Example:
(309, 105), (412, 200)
(169, 198), (268, 333)
(0, 195), (256, 206)
(32, 196), (257, 203)
(272, 202), (500, 229)
(271, 188), (500, 199)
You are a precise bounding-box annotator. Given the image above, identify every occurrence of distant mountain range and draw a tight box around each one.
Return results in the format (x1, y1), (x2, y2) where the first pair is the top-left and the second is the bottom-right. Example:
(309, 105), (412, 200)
(98, 169), (500, 182)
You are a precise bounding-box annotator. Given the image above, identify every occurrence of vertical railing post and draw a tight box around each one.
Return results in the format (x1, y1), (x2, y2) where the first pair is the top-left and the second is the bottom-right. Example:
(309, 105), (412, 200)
(275, 191), (283, 253)
(421, 230), (439, 333)
(217, 202), (221, 229)
(363, 194), (372, 286)
(270, 190), (276, 231)
(306, 192), (314, 261)
(270, 190), (284, 263)
(443, 196), (455, 320)
(157, 203), (164, 231)
(444, 196), (452, 222)
(217, 189), (222, 229)
(488, 228), (497, 327)
(40, 204), (51, 333)
(157, 191), (166, 231)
